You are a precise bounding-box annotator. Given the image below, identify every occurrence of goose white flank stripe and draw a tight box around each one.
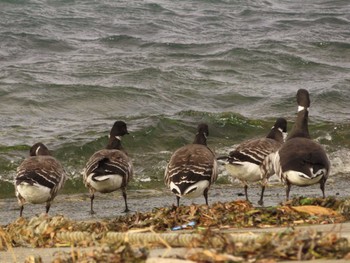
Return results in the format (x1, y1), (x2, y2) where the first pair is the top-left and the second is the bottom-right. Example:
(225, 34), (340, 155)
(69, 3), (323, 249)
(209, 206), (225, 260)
(164, 123), (218, 206)
(267, 89), (330, 201)
(219, 118), (287, 205)
(15, 142), (67, 217)
(83, 121), (133, 214)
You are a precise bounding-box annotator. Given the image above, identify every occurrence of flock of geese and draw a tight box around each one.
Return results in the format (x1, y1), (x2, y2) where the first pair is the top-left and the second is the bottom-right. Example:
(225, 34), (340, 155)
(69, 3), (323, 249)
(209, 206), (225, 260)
(14, 89), (330, 217)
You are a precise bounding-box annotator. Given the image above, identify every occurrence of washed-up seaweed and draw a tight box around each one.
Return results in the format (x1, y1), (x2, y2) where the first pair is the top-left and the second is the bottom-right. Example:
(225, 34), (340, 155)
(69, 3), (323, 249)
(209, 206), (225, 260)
(186, 229), (350, 262)
(290, 196), (350, 219)
(1, 198), (348, 249)
(42, 228), (350, 262)
(1, 197), (350, 262)
(51, 242), (148, 263)
(47, 229), (350, 262)
(290, 196), (343, 209)
(107, 198), (346, 232)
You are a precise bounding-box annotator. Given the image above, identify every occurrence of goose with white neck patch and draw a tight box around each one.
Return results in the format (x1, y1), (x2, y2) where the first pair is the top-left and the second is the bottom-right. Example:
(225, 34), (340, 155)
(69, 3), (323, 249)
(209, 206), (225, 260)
(265, 89), (330, 201)
(83, 121), (133, 214)
(164, 123), (218, 206)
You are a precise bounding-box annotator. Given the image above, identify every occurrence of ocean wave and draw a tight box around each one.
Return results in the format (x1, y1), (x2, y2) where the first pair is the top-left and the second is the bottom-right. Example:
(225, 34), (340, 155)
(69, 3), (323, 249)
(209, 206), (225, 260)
(0, 0), (349, 199)
(0, 112), (348, 196)
(311, 41), (350, 50)
(313, 17), (350, 25)
(99, 34), (145, 46)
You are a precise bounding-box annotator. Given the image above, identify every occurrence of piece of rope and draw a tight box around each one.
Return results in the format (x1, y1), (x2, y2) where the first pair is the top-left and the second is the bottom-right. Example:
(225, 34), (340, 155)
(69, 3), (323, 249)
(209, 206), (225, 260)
(56, 231), (262, 247)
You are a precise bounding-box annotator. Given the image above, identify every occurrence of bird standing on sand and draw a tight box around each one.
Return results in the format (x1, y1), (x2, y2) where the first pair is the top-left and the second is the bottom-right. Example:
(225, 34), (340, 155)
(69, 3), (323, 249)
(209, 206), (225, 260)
(264, 89), (330, 201)
(219, 118), (287, 205)
(164, 123), (218, 206)
(15, 143), (67, 217)
(83, 121), (133, 214)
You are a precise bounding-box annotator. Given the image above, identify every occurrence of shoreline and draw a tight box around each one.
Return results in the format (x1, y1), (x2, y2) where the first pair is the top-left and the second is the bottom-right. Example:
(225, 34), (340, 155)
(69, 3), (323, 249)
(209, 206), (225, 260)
(1, 175), (349, 226)
(1, 178), (350, 262)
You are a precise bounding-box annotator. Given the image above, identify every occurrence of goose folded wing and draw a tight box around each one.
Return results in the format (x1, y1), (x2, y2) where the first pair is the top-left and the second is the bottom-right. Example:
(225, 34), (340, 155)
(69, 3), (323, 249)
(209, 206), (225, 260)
(16, 169), (60, 189)
(281, 149), (330, 179)
(85, 150), (132, 181)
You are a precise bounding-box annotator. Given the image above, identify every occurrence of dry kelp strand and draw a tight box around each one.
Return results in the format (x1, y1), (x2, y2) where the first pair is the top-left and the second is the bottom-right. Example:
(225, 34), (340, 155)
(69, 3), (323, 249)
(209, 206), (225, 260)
(56, 231), (93, 243)
(186, 249), (245, 262)
(52, 243), (149, 263)
(106, 232), (198, 247)
(49, 230), (350, 262)
(186, 229), (350, 262)
(290, 196), (344, 211)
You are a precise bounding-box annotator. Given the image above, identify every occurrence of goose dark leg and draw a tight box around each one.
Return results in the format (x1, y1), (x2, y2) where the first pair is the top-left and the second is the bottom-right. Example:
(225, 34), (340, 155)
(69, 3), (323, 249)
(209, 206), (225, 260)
(176, 196), (180, 207)
(90, 193), (95, 214)
(45, 202), (51, 214)
(286, 182), (291, 201)
(244, 185), (249, 202)
(320, 178), (326, 198)
(204, 188), (209, 205)
(258, 185), (265, 206)
(122, 187), (129, 212)
(20, 205), (24, 217)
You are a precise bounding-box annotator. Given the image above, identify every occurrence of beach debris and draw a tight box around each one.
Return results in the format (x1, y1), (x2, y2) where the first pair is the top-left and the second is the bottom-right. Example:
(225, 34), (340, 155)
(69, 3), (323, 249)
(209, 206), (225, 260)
(1, 197), (350, 261)
(24, 255), (43, 263)
(49, 229), (350, 262)
(171, 220), (196, 231)
(290, 196), (343, 208)
(290, 196), (350, 219)
(1, 198), (348, 249)
(186, 229), (350, 262)
(52, 243), (148, 263)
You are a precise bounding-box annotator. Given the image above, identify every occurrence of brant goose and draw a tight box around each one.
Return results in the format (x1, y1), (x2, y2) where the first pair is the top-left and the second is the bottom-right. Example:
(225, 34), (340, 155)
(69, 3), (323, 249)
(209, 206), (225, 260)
(15, 143), (67, 217)
(268, 89), (330, 200)
(164, 123), (218, 206)
(219, 118), (287, 205)
(83, 121), (133, 214)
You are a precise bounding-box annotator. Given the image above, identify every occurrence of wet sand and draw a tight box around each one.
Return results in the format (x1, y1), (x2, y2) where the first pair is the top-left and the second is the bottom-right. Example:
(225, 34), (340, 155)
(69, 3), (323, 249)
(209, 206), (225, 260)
(1, 174), (349, 226)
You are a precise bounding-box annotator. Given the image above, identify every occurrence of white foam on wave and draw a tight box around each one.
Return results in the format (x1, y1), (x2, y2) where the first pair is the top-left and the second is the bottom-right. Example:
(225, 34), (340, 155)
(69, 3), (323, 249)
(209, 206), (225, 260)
(328, 148), (350, 176)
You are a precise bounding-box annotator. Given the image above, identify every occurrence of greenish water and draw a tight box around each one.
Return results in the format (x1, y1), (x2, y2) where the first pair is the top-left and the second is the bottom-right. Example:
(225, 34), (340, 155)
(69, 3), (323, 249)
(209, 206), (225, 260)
(1, 112), (350, 197)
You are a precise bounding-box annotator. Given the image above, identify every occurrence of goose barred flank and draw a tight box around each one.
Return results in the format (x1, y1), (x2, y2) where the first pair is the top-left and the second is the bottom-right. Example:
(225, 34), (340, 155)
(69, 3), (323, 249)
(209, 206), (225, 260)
(219, 118), (287, 205)
(15, 142), (67, 217)
(164, 123), (218, 206)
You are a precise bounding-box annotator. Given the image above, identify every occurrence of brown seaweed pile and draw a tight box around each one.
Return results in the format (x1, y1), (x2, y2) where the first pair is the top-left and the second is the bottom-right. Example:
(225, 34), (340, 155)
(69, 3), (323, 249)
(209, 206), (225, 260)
(108, 198), (346, 232)
(186, 229), (350, 262)
(49, 229), (350, 262)
(1, 198), (348, 249)
(52, 243), (148, 263)
(1, 197), (350, 262)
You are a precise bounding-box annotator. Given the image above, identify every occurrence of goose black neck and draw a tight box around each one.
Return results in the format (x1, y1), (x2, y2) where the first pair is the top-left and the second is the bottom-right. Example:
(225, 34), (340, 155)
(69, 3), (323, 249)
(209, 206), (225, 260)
(288, 109), (310, 140)
(30, 143), (51, 156)
(266, 127), (284, 143)
(106, 137), (123, 150)
(193, 133), (207, 146)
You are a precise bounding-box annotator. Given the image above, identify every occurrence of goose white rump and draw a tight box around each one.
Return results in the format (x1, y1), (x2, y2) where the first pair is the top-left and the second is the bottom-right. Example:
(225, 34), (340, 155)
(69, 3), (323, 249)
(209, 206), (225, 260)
(85, 174), (124, 193)
(284, 169), (326, 186)
(170, 180), (210, 198)
(225, 162), (262, 183)
(16, 183), (51, 204)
